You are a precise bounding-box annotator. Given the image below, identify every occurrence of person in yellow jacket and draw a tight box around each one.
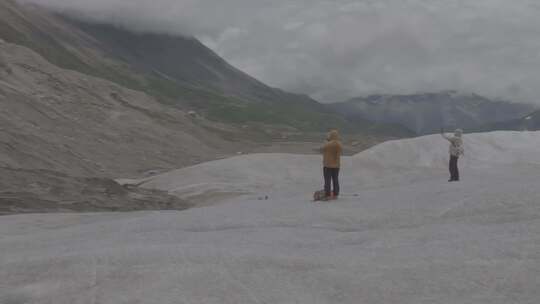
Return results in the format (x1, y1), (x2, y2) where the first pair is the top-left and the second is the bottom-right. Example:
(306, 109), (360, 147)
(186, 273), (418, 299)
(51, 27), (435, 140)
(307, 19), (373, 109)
(320, 129), (343, 200)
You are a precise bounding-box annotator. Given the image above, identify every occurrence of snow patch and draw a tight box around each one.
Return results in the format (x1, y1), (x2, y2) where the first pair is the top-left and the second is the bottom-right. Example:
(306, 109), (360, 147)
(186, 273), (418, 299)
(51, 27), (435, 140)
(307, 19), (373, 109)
(128, 131), (540, 202)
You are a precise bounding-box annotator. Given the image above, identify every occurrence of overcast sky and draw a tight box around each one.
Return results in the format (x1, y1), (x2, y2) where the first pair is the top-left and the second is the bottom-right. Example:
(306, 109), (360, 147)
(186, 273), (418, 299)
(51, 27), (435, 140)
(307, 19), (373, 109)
(21, 0), (540, 103)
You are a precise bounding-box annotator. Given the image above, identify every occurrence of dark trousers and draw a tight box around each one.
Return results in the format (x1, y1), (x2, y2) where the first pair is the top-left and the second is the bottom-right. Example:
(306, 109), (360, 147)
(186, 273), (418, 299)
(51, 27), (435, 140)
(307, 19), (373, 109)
(449, 156), (459, 181)
(323, 167), (340, 197)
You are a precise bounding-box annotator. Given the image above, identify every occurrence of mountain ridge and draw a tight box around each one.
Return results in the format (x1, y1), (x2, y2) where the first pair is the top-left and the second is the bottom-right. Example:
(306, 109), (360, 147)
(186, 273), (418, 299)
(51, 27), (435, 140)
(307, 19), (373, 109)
(1, 0), (393, 134)
(329, 91), (536, 135)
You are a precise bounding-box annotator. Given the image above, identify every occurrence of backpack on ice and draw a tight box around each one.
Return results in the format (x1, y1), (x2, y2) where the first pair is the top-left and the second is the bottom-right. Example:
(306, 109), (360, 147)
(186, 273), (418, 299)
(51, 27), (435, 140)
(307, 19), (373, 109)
(313, 190), (326, 201)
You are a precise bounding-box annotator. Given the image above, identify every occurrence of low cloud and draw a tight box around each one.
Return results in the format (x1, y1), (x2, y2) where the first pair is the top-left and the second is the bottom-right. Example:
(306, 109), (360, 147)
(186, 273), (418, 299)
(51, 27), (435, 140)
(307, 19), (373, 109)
(20, 0), (540, 103)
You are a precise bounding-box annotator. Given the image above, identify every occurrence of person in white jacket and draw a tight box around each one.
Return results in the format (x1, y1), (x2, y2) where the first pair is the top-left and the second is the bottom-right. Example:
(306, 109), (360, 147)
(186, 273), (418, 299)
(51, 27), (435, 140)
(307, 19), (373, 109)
(441, 128), (464, 182)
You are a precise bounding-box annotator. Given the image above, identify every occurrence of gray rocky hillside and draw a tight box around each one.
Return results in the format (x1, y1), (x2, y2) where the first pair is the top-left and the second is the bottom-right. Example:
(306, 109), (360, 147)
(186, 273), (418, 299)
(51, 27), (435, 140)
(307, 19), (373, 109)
(0, 40), (240, 213)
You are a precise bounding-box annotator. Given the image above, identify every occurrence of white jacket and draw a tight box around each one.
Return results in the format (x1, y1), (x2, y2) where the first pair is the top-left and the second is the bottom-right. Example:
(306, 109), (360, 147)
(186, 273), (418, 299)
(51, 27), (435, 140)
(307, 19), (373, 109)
(442, 133), (464, 157)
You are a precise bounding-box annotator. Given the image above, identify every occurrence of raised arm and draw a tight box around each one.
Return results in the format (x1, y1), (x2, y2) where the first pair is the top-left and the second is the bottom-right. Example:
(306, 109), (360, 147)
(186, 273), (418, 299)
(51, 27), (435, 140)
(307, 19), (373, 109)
(316, 142), (328, 154)
(440, 133), (452, 142)
(440, 128), (452, 142)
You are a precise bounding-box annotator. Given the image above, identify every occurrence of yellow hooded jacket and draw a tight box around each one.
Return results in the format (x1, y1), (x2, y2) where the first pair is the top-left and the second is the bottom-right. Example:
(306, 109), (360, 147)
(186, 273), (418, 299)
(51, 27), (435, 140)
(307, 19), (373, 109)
(322, 130), (343, 168)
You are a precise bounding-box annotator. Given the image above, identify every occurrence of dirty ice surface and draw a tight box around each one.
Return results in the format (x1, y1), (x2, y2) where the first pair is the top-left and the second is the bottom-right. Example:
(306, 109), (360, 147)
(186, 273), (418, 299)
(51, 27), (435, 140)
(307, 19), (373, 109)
(2, 131), (540, 304)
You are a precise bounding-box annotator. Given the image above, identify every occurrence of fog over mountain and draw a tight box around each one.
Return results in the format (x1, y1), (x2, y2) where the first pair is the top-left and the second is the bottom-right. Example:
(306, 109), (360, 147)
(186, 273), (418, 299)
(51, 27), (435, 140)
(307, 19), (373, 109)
(19, 0), (540, 103)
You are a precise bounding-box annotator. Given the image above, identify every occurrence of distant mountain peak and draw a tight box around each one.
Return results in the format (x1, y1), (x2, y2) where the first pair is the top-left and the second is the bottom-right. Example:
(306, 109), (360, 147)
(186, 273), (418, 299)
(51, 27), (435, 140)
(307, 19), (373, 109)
(330, 92), (536, 135)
